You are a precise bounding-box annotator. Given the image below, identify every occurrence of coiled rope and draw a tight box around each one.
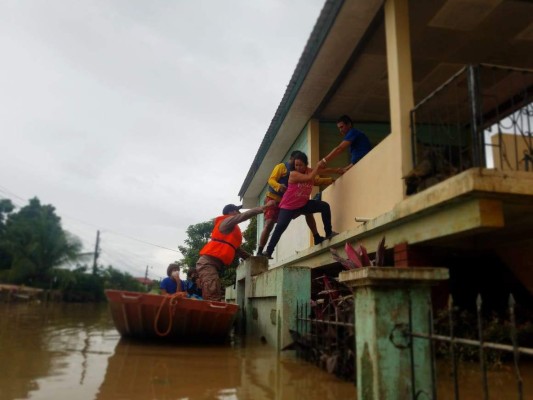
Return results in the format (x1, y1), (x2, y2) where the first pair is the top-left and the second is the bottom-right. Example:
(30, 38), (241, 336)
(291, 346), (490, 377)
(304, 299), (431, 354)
(154, 292), (185, 337)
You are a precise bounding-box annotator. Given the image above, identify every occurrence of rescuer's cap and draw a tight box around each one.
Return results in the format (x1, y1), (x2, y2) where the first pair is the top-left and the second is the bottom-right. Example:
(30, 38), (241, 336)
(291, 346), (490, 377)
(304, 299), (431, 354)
(222, 204), (242, 215)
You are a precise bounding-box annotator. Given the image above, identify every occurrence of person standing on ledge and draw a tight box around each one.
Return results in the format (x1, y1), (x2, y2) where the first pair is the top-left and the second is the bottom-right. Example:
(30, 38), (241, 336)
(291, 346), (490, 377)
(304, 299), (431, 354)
(262, 152), (337, 259)
(196, 203), (268, 302)
(321, 114), (372, 173)
(257, 150), (330, 255)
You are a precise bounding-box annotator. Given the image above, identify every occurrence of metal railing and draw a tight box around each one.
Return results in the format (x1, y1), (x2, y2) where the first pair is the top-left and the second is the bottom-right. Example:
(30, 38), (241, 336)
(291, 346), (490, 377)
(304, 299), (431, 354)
(293, 275), (355, 380)
(294, 285), (533, 398)
(400, 293), (533, 400)
(408, 64), (533, 194)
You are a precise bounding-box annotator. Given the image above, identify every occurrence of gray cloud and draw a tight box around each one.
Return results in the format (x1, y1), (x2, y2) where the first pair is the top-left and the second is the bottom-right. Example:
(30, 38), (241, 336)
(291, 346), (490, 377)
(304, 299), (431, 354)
(0, 0), (324, 279)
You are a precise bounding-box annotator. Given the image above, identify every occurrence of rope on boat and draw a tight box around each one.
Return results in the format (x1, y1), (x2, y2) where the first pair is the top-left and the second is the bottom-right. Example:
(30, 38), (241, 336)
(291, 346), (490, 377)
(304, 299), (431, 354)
(154, 292), (185, 337)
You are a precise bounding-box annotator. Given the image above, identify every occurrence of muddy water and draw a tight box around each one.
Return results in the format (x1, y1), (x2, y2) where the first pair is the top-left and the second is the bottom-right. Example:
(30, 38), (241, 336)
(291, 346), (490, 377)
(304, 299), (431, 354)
(0, 303), (356, 400)
(2, 303), (532, 400)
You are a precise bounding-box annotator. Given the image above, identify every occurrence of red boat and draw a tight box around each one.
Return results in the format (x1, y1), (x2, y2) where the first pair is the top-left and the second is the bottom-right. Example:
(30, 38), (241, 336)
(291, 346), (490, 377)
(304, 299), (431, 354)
(105, 290), (239, 342)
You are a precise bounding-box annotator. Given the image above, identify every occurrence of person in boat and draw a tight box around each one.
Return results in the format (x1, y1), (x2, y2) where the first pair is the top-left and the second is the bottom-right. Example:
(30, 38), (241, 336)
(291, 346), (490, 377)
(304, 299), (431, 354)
(257, 150), (340, 255)
(160, 263), (186, 296)
(262, 152), (338, 259)
(196, 203), (269, 302)
(184, 269), (202, 299)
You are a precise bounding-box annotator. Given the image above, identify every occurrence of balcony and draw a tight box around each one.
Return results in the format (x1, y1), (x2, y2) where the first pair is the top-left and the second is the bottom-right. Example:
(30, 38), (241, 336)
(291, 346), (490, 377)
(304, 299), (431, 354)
(407, 64), (533, 195)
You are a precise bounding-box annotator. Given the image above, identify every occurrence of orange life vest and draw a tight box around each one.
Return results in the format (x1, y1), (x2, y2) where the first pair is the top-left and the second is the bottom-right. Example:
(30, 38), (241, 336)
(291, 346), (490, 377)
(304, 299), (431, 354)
(199, 215), (242, 265)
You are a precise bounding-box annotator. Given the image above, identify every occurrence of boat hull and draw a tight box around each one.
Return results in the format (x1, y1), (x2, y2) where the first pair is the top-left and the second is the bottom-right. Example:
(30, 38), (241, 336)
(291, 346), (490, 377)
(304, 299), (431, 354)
(105, 290), (239, 342)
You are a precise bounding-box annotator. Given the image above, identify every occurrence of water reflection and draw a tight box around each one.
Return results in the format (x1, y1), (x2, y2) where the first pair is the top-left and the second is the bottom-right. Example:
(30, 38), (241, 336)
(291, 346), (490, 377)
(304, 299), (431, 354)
(3, 303), (531, 400)
(0, 303), (116, 400)
(95, 337), (357, 400)
(0, 303), (356, 400)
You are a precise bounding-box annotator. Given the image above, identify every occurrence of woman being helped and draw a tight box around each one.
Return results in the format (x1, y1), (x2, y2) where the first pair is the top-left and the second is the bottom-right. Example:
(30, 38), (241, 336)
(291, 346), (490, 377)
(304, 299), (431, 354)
(263, 152), (336, 258)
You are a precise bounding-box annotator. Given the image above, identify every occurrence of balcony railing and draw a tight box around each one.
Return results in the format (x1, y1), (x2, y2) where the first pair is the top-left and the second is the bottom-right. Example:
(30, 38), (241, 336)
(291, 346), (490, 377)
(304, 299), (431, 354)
(407, 64), (533, 195)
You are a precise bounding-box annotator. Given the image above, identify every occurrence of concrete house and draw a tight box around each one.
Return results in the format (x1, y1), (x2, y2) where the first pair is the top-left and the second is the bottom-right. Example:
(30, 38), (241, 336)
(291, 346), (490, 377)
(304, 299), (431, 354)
(237, 0), (533, 306)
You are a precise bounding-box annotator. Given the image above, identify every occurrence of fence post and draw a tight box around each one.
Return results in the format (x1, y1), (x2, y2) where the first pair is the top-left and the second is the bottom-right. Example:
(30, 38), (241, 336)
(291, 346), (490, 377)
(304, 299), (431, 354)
(339, 267), (449, 400)
(467, 64), (485, 167)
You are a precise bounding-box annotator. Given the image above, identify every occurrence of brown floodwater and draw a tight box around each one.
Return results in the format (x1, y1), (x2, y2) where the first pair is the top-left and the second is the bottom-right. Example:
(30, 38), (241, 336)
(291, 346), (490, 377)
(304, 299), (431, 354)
(0, 303), (356, 400)
(1, 302), (532, 400)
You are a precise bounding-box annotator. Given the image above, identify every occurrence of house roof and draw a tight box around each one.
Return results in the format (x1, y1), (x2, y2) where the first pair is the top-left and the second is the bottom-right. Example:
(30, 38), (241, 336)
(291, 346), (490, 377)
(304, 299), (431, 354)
(135, 277), (153, 285)
(238, 0), (533, 205)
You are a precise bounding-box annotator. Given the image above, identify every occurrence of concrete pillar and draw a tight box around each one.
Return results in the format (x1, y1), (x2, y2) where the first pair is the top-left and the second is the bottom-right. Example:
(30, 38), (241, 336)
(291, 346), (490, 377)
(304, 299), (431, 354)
(384, 0), (415, 183)
(235, 258), (311, 350)
(339, 267), (449, 400)
(276, 266), (311, 350)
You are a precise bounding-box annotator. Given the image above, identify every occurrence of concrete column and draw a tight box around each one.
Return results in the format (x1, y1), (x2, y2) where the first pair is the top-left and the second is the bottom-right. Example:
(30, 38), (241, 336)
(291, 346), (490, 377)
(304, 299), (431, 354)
(277, 266), (311, 350)
(235, 258), (311, 350)
(339, 267), (449, 400)
(235, 256), (269, 335)
(384, 0), (415, 182)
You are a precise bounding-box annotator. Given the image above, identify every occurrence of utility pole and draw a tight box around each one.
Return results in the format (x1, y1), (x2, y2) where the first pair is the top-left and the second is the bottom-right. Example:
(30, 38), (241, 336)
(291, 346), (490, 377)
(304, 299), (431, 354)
(92, 230), (100, 275)
(144, 265), (152, 290)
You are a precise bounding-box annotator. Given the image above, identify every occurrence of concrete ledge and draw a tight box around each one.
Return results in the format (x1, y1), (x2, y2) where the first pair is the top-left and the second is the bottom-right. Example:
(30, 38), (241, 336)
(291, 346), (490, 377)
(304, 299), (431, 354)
(339, 266), (449, 288)
(270, 168), (533, 269)
(249, 256), (269, 276)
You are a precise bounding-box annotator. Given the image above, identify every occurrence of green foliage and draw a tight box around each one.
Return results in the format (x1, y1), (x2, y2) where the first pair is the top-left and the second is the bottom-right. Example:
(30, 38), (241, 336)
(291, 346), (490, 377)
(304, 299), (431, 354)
(0, 199), (14, 227)
(0, 199), (15, 270)
(241, 215), (257, 255)
(0, 197), (148, 302)
(61, 266), (105, 302)
(0, 197), (82, 285)
(57, 264), (146, 302)
(100, 265), (146, 292)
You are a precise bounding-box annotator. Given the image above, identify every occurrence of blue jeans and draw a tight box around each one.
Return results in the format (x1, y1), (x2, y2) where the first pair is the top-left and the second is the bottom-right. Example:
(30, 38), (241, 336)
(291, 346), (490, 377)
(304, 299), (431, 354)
(265, 200), (332, 256)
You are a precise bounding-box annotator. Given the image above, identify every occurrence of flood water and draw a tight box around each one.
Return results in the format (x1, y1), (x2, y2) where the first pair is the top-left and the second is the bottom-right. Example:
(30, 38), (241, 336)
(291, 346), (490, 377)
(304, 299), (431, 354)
(0, 303), (356, 400)
(1, 303), (533, 400)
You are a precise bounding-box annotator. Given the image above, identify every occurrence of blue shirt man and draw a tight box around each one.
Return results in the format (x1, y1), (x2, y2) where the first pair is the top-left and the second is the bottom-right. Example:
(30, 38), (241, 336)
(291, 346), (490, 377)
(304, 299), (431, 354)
(321, 115), (372, 173)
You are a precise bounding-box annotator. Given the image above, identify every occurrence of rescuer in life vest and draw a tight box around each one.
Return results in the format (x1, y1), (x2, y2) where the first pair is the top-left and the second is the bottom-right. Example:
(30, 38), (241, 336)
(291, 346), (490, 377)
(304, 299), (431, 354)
(195, 202), (270, 301)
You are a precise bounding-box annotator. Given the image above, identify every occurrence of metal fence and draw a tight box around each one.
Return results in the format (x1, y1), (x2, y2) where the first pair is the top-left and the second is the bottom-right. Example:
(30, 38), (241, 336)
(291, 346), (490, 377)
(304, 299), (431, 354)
(403, 293), (533, 400)
(407, 64), (533, 195)
(294, 285), (533, 398)
(293, 275), (355, 380)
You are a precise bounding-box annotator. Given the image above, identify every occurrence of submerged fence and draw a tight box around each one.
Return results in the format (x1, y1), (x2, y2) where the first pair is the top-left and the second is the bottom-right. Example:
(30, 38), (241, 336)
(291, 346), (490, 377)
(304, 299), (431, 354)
(294, 285), (533, 398)
(294, 275), (355, 380)
(405, 293), (533, 400)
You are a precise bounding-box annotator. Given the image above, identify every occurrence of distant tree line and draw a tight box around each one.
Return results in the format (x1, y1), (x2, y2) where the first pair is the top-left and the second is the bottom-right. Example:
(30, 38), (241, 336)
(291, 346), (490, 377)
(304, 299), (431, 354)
(0, 197), (258, 301)
(0, 197), (145, 301)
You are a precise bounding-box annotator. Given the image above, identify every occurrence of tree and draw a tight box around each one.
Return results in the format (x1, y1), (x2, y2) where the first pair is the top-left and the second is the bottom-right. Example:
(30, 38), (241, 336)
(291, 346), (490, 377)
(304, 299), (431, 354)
(0, 199), (15, 270)
(100, 265), (146, 292)
(241, 215), (257, 255)
(61, 264), (105, 302)
(1, 197), (82, 286)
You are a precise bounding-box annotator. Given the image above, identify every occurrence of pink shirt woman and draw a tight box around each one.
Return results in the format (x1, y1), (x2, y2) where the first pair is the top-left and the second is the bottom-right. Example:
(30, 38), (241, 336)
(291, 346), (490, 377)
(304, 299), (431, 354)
(264, 152), (336, 258)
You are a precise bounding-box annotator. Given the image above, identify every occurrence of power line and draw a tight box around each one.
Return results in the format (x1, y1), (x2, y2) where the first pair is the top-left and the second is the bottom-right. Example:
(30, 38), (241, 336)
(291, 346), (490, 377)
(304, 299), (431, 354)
(103, 230), (180, 253)
(98, 233), (173, 265)
(0, 187), (181, 254)
(0, 185), (27, 202)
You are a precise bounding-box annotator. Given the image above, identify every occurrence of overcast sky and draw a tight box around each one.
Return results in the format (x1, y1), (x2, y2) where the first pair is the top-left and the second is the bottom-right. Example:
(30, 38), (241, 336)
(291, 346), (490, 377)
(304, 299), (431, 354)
(0, 0), (324, 280)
